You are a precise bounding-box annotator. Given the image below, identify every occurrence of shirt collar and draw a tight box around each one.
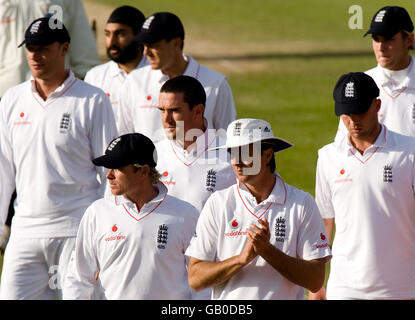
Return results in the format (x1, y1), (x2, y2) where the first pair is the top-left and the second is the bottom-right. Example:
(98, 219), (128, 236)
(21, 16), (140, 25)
(237, 173), (287, 206)
(157, 54), (199, 84)
(109, 56), (149, 79)
(376, 56), (415, 89)
(114, 182), (168, 207)
(336, 124), (387, 154)
(30, 69), (76, 97)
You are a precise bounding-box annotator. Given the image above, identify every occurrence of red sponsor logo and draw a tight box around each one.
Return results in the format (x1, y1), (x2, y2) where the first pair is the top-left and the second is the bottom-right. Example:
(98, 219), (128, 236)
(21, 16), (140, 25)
(320, 233), (326, 240)
(316, 243), (330, 249)
(340, 169), (345, 175)
(231, 219), (239, 229)
(224, 231), (247, 237)
(105, 235), (126, 242)
(112, 224), (118, 232)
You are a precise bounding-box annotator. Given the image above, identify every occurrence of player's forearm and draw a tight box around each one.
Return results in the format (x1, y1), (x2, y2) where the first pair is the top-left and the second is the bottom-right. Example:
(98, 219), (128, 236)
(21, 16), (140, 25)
(323, 218), (335, 244)
(188, 256), (246, 292)
(259, 243), (329, 293)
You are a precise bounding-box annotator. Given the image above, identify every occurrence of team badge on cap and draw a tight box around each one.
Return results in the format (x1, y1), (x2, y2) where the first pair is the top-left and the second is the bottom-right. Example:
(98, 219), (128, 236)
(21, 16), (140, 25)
(345, 82), (355, 98)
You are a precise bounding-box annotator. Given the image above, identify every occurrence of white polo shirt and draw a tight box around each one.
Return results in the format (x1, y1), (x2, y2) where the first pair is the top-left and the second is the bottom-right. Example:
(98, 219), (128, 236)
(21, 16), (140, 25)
(185, 174), (331, 300)
(155, 123), (236, 213)
(117, 54), (236, 143)
(63, 183), (198, 300)
(84, 57), (148, 123)
(316, 125), (415, 299)
(0, 71), (118, 237)
(335, 57), (415, 141)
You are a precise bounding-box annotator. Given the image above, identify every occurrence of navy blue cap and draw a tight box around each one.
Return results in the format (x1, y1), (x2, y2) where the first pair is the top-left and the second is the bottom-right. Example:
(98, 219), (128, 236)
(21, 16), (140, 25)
(18, 16), (70, 48)
(333, 72), (380, 116)
(364, 6), (413, 38)
(134, 12), (184, 44)
(93, 133), (157, 169)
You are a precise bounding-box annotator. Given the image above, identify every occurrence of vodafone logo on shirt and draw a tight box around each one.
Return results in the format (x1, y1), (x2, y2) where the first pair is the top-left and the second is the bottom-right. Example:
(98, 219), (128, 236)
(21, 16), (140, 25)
(13, 111), (31, 126)
(316, 233), (329, 249)
(105, 224), (126, 242)
(224, 218), (247, 237)
(160, 171), (176, 185)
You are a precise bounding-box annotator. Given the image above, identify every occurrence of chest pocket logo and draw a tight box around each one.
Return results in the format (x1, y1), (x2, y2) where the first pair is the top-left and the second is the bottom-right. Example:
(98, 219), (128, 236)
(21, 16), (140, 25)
(275, 217), (286, 242)
(59, 113), (71, 133)
(383, 164), (393, 183)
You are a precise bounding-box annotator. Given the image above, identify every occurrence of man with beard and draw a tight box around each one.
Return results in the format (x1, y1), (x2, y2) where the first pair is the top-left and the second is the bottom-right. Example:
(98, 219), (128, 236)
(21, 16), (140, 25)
(84, 5), (148, 123)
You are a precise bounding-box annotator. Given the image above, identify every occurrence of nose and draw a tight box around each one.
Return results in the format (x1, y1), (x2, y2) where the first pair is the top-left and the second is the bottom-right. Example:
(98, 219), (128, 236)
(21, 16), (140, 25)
(106, 169), (114, 180)
(143, 45), (152, 57)
(106, 33), (116, 47)
(162, 110), (173, 124)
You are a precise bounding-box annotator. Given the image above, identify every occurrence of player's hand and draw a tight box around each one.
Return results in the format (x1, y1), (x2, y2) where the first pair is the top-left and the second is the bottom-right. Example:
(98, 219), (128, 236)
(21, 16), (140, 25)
(308, 287), (327, 300)
(239, 236), (257, 266)
(247, 218), (271, 256)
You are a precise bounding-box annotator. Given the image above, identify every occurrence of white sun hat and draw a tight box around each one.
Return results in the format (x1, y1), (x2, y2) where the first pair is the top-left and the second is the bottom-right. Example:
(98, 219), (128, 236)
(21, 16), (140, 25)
(211, 118), (293, 152)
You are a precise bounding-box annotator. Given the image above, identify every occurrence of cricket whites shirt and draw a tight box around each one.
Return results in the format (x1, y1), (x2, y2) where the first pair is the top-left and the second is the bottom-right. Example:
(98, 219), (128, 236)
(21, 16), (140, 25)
(63, 183), (198, 299)
(84, 57), (148, 123)
(185, 174), (331, 300)
(0, 71), (118, 237)
(316, 125), (415, 299)
(155, 123), (236, 213)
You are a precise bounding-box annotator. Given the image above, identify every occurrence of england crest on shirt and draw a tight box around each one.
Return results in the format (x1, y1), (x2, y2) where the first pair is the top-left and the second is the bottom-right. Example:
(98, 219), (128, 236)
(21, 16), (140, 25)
(157, 224), (168, 249)
(275, 216), (286, 242)
(383, 164), (393, 183)
(205, 169), (217, 192)
(59, 113), (71, 133)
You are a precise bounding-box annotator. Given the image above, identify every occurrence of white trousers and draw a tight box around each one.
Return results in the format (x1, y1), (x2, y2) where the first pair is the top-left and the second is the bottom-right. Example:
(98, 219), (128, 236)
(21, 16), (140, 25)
(0, 236), (76, 300)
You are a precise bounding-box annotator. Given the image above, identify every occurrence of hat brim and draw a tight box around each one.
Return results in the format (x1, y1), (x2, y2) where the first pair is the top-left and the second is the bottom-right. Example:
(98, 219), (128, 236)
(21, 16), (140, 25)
(92, 154), (128, 169)
(208, 137), (293, 153)
(335, 102), (371, 116)
(134, 32), (160, 44)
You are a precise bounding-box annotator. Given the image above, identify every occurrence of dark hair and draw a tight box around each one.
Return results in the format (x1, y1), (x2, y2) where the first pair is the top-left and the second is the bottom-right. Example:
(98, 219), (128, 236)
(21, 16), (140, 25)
(160, 75), (206, 110)
(260, 142), (276, 173)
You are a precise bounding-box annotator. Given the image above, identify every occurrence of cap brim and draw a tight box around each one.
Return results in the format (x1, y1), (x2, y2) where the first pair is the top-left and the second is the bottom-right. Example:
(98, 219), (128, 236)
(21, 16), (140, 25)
(134, 32), (160, 44)
(335, 102), (371, 116)
(208, 137), (293, 153)
(92, 154), (127, 169)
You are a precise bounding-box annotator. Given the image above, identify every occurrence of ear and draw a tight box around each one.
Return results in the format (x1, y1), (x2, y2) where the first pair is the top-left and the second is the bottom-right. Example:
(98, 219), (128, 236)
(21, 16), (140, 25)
(406, 32), (414, 49)
(60, 42), (69, 55)
(374, 98), (381, 113)
(192, 103), (205, 119)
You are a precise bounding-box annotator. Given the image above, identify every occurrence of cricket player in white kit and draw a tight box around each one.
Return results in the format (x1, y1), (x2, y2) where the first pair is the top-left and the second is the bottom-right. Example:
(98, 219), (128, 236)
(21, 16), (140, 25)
(155, 75), (236, 213)
(117, 12), (236, 143)
(312, 72), (415, 299)
(0, 17), (118, 299)
(186, 119), (331, 300)
(335, 6), (415, 140)
(84, 5), (148, 123)
(63, 133), (198, 299)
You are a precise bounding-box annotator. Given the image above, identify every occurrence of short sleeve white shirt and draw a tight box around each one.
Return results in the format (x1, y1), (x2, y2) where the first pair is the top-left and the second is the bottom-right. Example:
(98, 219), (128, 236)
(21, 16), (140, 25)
(155, 123), (236, 212)
(0, 71), (118, 237)
(63, 183), (198, 300)
(316, 125), (415, 299)
(84, 57), (148, 123)
(185, 174), (331, 300)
